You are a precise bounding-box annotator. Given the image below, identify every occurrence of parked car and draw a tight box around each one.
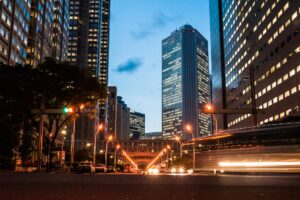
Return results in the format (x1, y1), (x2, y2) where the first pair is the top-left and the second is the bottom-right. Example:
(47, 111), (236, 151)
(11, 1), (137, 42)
(106, 166), (115, 173)
(78, 161), (93, 174)
(92, 164), (106, 173)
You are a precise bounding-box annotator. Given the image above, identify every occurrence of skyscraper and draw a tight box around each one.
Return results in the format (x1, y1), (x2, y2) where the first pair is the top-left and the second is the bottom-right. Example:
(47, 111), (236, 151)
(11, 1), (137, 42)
(209, 0), (227, 130)
(210, 0), (300, 129)
(116, 96), (130, 140)
(107, 86), (117, 139)
(162, 25), (211, 140)
(26, 0), (55, 66)
(68, 0), (111, 146)
(0, 0), (31, 65)
(129, 111), (145, 140)
(52, 0), (69, 62)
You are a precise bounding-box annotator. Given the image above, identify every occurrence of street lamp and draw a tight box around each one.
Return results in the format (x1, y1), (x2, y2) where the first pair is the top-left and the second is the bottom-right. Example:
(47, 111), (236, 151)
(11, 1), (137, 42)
(105, 135), (113, 168)
(60, 129), (67, 171)
(175, 136), (182, 158)
(93, 123), (104, 165)
(114, 144), (121, 169)
(166, 145), (172, 167)
(205, 104), (218, 134)
(185, 124), (195, 170)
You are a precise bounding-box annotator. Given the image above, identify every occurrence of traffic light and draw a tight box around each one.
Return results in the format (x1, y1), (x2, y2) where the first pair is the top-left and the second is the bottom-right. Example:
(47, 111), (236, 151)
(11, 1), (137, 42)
(63, 107), (74, 113)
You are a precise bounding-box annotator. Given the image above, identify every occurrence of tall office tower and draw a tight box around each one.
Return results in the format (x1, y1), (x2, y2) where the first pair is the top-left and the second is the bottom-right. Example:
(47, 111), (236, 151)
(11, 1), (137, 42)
(116, 96), (130, 140)
(107, 86), (117, 139)
(0, 0), (31, 65)
(129, 111), (145, 140)
(210, 0), (300, 129)
(162, 25), (211, 140)
(209, 0), (227, 130)
(26, 0), (55, 66)
(52, 0), (69, 62)
(68, 0), (111, 147)
(68, 0), (111, 131)
(98, 0), (111, 131)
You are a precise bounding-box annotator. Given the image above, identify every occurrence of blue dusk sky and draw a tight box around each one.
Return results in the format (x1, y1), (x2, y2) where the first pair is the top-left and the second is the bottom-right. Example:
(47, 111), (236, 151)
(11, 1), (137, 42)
(109, 0), (210, 133)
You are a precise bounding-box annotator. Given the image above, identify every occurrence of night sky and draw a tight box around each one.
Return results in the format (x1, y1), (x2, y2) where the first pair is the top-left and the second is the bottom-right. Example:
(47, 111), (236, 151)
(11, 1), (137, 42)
(109, 0), (210, 133)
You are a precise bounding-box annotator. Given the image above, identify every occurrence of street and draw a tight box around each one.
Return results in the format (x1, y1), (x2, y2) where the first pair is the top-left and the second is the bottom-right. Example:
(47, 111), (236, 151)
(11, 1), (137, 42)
(0, 173), (300, 200)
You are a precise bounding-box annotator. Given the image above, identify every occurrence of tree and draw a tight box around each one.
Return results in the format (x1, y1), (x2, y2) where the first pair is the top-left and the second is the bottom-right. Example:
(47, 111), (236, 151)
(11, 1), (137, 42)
(0, 59), (104, 169)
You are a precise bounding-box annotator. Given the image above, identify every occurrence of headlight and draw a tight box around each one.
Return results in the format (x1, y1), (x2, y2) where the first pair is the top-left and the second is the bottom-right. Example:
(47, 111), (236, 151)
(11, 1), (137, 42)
(179, 167), (184, 173)
(148, 168), (153, 174)
(153, 168), (159, 174)
(171, 168), (176, 173)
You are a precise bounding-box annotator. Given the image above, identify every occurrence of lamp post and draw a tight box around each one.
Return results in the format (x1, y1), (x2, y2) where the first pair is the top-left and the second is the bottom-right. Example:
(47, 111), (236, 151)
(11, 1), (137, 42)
(175, 136), (182, 158)
(105, 135), (113, 168)
(60, 129), (67, 172)
(93, 124), (103, 165)
(185, 124), (195, 170)
(205, 104), (218, 134)
(166, 145), (172, 167)
(114, 144), (120, 169)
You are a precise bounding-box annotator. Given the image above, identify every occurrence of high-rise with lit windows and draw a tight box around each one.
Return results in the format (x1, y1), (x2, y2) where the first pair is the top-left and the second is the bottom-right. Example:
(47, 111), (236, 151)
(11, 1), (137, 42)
(162, 25), (211, 140)
(0, 0), (31, 65)
(68, 0), (111, 146)
(210, 0), (300, 129)
(26, 0), (55, 66)
(52, 0), (69, 62)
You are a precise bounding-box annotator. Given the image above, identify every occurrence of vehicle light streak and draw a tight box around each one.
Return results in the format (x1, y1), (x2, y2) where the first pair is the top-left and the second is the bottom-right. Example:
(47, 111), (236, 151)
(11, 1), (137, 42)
(219, 161), (300, 167)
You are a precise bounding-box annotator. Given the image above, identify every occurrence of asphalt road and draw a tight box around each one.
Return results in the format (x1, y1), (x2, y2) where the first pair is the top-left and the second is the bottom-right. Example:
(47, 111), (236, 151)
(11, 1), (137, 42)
(0, 173), (300, 200)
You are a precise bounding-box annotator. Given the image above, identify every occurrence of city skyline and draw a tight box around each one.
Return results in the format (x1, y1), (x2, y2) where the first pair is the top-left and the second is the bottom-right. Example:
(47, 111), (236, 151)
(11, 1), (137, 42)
(109, 0), (210, 133)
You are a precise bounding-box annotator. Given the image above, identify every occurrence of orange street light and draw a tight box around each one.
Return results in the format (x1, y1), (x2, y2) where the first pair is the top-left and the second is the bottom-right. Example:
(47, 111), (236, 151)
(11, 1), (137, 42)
(114, 144), (121, 168)
(174, 136), (182, 158)
(105, 135), (113, 168)
(93, 123), (104, 165)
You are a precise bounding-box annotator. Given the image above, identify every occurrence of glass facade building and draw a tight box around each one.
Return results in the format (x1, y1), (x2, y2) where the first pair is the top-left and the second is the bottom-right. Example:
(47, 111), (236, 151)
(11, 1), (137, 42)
(162, 25), (211, 140)
(26, 0), (55, 66)
(52, 0), (69, 62)
(0, 0), (31, 65)
(210, 0), (300, 129)
(129, 111), (145, 140)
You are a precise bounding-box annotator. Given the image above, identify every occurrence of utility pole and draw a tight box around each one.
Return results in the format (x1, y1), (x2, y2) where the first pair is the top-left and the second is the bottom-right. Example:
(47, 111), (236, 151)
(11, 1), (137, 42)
(70, 119), (76, 165)
(37, 94), (45, 172)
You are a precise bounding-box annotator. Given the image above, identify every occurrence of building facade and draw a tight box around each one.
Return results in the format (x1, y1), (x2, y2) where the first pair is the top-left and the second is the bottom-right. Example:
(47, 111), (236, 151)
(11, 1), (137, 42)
(162, 25), (211, 140)
(52, 0), (69, 62)
(209, 0), (228, 130)
(210, 0), (300, 129)
(0, 0), (31, 65)
(68, 0), (111, 147)
(116, 96), (130, 140)
(107, 86), (117, 139)
(129, 111), (145, 140)
(26, 0), (55, 66)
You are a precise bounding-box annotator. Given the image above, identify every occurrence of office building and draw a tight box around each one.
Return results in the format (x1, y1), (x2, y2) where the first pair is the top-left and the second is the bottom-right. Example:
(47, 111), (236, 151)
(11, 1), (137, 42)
(116, 96), (130, 140)
(209, 0), (228, 129)
(210, 0), (300, 129)
(162, 25), (211, 140)
(129, 111), (145, 139)
(107, 86), (117, 139)
(68, 0), (111, 146)
(0, 0), (31, 65)
(52, 0), (69, 62)
(26, 0), (55, 66)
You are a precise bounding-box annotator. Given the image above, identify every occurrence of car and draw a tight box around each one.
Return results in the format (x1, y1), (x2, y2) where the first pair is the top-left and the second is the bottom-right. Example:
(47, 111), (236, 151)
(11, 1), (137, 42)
(78, 161), (93, 174)
(92, 164), (106, 173)
(106, 166), (115, 173)
(170, 166), (186, 174)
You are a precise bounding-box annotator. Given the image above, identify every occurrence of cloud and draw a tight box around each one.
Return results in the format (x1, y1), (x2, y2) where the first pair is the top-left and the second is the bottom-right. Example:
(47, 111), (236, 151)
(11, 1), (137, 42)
(115, 58), (143, 73)
(130, 11), (181, 39)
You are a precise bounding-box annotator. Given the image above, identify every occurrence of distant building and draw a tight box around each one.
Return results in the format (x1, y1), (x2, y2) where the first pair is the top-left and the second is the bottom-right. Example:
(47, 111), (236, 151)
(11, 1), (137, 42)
(107, 86), (118, 139)
(129, 111), (145, 139)
(116, 96), (130, 140)
(162, 25), (211, 140)
(26, 0), (55, 66)
(141, 132), (162, 140)
(209, 0), (300, 129)
(0, 0), (31, 65)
